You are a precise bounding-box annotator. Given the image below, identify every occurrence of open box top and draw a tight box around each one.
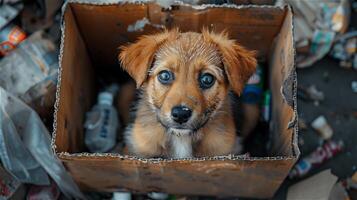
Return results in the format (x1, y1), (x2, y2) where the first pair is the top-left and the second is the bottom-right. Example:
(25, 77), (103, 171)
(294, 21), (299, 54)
(52, 1), (299, 198)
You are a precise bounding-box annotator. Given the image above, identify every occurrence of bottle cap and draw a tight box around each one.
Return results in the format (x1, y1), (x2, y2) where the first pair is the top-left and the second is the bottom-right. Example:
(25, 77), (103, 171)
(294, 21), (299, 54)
(98, 92), (113, 105)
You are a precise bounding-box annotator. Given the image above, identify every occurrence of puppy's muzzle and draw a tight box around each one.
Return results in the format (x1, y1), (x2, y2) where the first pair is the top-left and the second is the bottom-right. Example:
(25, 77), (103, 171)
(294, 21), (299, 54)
(171, 105), (192, 124)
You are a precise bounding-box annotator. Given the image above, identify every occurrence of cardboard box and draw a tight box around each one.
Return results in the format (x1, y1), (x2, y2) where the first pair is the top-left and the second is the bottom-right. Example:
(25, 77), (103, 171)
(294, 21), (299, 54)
(52, 1), (299, 198)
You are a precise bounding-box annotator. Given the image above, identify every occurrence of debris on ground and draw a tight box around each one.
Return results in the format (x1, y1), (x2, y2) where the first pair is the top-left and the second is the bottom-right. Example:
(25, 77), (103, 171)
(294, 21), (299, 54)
(0, 31), (58, 97)
(0, 87), (85, 199)
(352, 81), (357, 93)
(289, 140), (344, 179)
(298, 85), (325, 106)
(287, 169), (339, 200)
(311, 115), (334, 140)
(276, 0), (351, 68)
(330, 31), (357, 70)
(0, 4), (26, 56)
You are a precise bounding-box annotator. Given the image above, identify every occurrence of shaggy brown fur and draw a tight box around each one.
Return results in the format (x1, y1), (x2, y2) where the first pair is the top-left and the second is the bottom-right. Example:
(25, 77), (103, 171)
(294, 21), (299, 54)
(119, 29), (256, 158)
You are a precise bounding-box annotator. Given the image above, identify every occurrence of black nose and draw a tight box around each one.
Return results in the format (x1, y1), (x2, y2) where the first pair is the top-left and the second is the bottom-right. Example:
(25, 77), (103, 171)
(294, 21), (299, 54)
(171, 105), (192, 124)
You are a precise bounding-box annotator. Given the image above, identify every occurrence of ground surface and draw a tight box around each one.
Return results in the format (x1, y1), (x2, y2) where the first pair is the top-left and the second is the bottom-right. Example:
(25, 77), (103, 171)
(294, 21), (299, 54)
(273, 56), (357, 200)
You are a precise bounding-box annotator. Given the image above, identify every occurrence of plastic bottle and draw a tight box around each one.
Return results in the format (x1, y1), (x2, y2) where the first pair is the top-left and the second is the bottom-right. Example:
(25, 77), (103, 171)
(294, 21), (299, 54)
(289, 140), (344, 179)
(112, 192), (131, 200)
(84, 91), (119, 152)
(261, 90), (271, 122)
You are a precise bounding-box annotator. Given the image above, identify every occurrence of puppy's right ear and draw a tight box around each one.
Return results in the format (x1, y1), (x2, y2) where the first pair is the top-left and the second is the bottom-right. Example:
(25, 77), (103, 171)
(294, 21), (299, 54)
(119, 29), (178, 88)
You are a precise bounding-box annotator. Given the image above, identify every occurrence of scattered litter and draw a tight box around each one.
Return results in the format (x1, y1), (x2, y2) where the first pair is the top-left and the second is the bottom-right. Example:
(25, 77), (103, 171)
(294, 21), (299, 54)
(330, 31), (357, 70)
(307, 85), (325, 101)
(297, 85), (324, 104)
(289, 140), (344, 179)
(0, 4), (26, 56)
(27, 181), (60, 200)
(311, 115), (333, 140)
(352, 81), (357, 93)
(0, 89), (51, 186)
(287, 169), (338, 200)
(0, 87), (85, 199)
(0, 31), (58, 97)
(0, 23), (27, 56)
(19, 73), (57, 121)
(276, 0), (351, 68)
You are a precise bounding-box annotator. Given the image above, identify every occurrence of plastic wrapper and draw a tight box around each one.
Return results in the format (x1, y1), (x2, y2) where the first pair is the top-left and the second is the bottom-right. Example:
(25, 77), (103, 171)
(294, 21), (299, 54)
(0, 87), (85, 199)
(0, 4), (21, 30)
(0, 31), (58, 97)
(289, 140), (344, 179)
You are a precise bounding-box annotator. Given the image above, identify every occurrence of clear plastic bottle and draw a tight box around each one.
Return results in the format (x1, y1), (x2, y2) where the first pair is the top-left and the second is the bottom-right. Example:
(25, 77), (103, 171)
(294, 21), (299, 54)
(84, 91), (119, 152)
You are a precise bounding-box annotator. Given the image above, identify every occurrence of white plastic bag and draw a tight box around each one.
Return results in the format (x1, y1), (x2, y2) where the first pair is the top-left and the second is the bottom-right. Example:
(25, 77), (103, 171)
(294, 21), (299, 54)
(0, 87), (85, 199)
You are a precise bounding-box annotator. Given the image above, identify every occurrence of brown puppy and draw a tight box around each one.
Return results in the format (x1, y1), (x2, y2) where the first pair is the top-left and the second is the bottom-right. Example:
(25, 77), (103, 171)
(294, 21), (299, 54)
(119, 29), (256, 158)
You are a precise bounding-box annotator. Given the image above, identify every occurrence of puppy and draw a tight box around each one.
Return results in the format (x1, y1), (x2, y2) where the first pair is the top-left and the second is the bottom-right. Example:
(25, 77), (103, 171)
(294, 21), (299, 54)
(119, 29), (256, 158)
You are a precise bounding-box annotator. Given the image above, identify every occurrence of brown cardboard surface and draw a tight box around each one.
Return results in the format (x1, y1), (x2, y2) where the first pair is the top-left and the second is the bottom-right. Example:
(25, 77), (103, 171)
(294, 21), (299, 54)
(53, 1), (298, 198)
(70, 3), (285, 67)
(54, 6), (97, 153)
(268, 7), (298, 157)
(59, 153), (295, 198)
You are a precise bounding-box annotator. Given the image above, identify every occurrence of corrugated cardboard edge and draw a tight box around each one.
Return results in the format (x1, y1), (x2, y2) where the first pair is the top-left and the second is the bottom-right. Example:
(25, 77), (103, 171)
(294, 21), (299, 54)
(286, 5), (300, 159)
(51, 0), (299, 162)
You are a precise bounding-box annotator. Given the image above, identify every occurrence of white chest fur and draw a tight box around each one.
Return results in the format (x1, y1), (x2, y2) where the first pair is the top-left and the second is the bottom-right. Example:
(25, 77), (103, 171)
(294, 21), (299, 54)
(170, 134), (193, 158)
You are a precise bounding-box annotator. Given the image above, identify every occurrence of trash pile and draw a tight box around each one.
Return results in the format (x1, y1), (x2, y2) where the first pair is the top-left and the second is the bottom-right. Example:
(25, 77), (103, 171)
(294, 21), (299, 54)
(276, 0), (356, 70)
(0, 1), (85, 199)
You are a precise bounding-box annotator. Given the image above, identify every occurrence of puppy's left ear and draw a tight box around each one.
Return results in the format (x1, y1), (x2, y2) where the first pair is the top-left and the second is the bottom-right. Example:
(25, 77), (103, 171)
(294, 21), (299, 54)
(119, 29), (178, 88)
(203, 30), (257, 95)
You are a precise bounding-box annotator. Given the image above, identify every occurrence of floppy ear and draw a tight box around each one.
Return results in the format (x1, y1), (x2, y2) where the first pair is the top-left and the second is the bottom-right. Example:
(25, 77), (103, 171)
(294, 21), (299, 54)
(119, 29), (178, 88)
(202, 29), (257, 95)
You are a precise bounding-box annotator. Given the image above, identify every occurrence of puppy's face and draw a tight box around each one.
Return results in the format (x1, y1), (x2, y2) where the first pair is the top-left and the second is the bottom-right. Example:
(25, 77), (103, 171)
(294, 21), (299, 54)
(120, 29), (256, 136)
(146, 34), (228, 135)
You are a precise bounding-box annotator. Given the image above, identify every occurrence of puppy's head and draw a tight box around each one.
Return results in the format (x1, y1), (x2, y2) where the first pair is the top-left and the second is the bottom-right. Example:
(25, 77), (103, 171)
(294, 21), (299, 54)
(119, 29), (256, 136)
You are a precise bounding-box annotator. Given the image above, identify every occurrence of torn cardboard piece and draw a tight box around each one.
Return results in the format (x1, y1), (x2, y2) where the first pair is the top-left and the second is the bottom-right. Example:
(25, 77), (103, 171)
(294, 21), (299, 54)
(287, 169), (338, 200)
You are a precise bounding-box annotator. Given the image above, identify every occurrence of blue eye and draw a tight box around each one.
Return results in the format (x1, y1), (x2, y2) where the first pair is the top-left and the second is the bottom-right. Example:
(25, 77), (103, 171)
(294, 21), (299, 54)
(199, 73), (215, 89)
(158, 70), (174, 84)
